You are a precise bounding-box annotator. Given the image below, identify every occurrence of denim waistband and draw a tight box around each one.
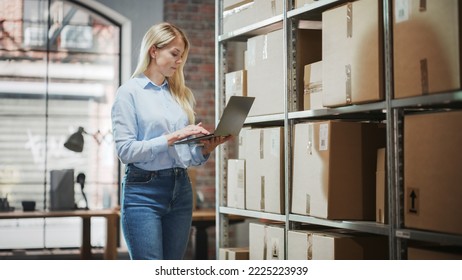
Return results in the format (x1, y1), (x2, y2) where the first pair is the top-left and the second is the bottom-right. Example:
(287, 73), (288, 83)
(127, 164), (187, 176)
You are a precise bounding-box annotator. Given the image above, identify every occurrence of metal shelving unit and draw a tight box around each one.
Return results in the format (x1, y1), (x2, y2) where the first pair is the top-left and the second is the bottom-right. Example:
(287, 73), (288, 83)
(215, 0), (462, 260)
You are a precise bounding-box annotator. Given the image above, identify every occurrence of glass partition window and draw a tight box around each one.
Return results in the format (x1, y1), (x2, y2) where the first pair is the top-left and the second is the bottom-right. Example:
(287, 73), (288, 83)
(0, 0), (121, 249)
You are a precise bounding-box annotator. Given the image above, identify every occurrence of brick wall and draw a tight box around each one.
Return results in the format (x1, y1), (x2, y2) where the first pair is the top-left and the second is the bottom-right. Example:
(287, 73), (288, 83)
(164, 0), (216, 209)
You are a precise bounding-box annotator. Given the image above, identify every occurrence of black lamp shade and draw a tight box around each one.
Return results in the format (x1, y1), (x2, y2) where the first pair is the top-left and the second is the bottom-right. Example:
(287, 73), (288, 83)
(64, 127), (85, 152)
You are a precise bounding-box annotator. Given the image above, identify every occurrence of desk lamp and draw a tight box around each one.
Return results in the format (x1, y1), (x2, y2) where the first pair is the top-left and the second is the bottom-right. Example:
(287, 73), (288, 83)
(64, 127), (86, 152)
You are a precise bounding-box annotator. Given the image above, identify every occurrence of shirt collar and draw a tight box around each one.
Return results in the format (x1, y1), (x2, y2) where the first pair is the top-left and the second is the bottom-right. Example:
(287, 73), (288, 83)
(136, 74), (169, 91)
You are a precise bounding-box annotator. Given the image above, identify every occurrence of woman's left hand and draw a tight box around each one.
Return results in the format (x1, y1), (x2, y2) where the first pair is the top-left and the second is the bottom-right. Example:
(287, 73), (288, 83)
(200, 135), (232, 155)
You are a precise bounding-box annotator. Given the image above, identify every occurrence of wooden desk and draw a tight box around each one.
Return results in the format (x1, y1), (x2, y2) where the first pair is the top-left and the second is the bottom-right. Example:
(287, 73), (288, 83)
(191, 209), (244, 260)
(0, 209), (119, 260)
(0, 208), (242, 260)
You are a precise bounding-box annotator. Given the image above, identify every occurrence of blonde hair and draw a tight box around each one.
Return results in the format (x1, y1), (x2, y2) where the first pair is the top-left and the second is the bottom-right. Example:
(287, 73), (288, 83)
(132, 22), (196, 124)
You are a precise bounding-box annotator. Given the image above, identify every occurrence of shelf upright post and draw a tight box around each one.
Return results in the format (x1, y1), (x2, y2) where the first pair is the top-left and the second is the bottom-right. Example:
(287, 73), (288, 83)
(215, 0), (230, 256)
(383, 0), (405, 260)
(282, 0), (290, 260)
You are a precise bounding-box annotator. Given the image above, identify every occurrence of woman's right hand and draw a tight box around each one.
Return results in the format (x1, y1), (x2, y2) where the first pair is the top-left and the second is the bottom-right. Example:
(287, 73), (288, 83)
(166, 122), (210, 146)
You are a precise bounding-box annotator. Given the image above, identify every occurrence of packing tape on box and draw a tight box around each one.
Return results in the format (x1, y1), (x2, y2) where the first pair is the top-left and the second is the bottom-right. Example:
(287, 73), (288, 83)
(260, 129), (264, 159)
(307, 123), (313, 155)
(261, 177), (265, 210)
(263, 225), (268, 260)
(262, 34), (268, 60)
(271, 0), (276, 15)
(304, 82), (322, 95)
(345, 64), (352, 104)
(306, 194), (311, 215)
(307, 234), (313, 260)
(347, 3), (353, 38)
(420, 59), (429, 94)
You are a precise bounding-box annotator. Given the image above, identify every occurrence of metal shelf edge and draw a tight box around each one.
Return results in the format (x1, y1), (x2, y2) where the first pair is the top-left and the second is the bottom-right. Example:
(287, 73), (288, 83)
(289, 214), (390, 235)
(219, 207), (286, 222)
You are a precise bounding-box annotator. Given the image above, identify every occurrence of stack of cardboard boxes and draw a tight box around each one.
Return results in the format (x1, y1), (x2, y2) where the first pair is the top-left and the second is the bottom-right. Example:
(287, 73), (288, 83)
(221, 0), (462, 260)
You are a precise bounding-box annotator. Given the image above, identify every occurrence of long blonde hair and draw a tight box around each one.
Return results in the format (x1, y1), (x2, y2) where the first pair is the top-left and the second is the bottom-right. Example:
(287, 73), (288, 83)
(132, 22), (196, 124)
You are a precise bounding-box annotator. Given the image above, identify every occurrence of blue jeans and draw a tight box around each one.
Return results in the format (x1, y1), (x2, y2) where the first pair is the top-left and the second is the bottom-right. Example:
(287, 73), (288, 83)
(121, 164), (193, 260)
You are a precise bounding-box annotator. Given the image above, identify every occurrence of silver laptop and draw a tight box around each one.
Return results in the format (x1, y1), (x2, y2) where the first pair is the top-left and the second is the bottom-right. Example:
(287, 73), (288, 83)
(174, 96), (255, 145)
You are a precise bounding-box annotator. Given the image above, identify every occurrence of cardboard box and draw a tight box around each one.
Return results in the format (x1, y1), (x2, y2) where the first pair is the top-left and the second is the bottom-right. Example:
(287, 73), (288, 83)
(223, 0), (283, 34)
(296, 27), (323, 111)
(291, 121), (386, 220)
(376, 148), (387, 224)
(224, 0), (253, 10)
(303, 61), (325, 110)
(246, 27), (322, 116)
(322, 0), (383, 107)
(245, 127), (284, 214)
(246, 29), (284, 116)
(404, 110), (462, 235)
(295, 0), (317, 9)
(238, 127), (250, 159)
(223, 1), (255, 34)
(408, 246), (462, 260)
(225, 70), (247, 104)
(288, 229), (388, 260)
(219, 247), (250, 260)
(393, 0), (461, 98)
(227, 159), (246, 209)
(249, 223), (285, 260)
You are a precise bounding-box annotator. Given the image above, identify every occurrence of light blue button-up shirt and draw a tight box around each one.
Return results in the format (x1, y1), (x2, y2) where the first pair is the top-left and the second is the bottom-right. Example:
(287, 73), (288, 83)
(111, 74), (208, 171)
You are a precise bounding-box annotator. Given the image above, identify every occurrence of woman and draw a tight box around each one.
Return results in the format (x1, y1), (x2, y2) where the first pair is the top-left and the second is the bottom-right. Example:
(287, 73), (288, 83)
(111, 22), (229, 260)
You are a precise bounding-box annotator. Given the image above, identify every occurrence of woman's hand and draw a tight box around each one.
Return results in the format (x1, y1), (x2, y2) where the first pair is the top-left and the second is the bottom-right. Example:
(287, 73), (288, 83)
(166, 122), (210, 146)
(201, 135), (232, 155)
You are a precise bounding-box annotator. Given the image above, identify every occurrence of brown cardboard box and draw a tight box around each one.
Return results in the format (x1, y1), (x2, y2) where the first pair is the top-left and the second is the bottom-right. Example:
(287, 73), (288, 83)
(288, 229), (388, 260)
(245, 127), (284, 214)
(291, 121), (386, 220)
(249, 223), (285, 260)
(393, 0), (461, 98)
(407, 246), (462, 260)
(246, 27), (321, 116)
(322, 0), (383, 107)
(223, 0), (283, 34)
(219, 247), (250, 260)
(295, 0), (316, 9)
(246, 29), (284, 116)
(404, 110), (462, 235)
(376, 148), (387, 224)
(303, 61), (325, 110)
(238, 127), (250, 159)
(227, 159), (246, 209)
(224, 0), (253, 10)
(225, 70), (247, 104)
(296, 27), (323, 111)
